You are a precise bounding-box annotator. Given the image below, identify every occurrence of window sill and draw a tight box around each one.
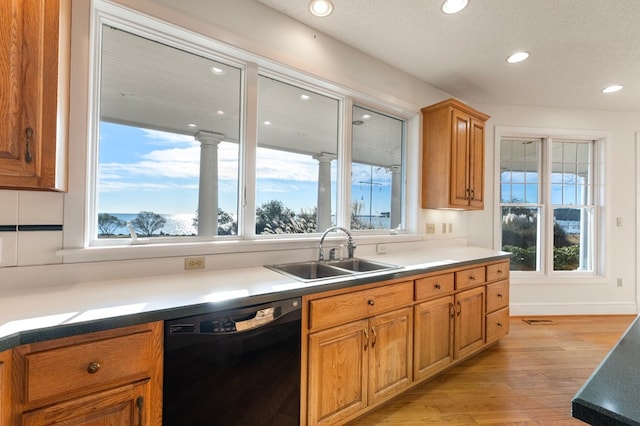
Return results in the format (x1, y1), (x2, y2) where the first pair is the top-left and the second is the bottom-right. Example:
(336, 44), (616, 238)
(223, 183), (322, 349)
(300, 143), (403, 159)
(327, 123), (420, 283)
(57, 233), (424, 264)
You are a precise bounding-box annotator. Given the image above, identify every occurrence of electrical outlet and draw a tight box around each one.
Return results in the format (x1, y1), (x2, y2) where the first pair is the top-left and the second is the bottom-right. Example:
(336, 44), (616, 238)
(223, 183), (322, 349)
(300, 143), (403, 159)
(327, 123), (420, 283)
(426, 223), (435, 234)
(442, 223), (447, 233)
(376, 243), (387, 254)
(185, 256), (206, 270)
(448, 223), (453, 233)
(617, 278), (623, 287)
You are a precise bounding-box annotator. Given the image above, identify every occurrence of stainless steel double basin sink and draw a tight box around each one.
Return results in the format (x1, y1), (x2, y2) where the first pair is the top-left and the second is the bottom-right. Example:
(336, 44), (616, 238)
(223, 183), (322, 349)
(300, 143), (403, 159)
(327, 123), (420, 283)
(266, 258), (401, 282)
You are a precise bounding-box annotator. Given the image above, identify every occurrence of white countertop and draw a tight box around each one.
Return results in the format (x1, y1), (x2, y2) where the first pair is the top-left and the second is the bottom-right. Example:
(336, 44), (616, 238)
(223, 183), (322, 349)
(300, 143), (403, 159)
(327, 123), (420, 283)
(0, 246), (508, 347)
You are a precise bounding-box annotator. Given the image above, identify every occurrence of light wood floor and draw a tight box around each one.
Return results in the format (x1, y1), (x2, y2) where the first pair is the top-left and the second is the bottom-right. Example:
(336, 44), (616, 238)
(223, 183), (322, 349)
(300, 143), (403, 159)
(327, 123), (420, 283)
(348, 315), (635, 426)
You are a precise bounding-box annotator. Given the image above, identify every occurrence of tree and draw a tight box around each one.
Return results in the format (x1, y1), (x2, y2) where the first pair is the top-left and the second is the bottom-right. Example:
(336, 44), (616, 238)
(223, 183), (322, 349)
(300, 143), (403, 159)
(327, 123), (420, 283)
(256, 200), (294, 234)
(98, 213), (124, 236)
(131, 211), (166, 237)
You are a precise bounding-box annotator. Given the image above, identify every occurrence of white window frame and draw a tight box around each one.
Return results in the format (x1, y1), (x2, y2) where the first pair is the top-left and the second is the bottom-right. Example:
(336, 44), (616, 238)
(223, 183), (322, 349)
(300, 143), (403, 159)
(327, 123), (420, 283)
(60, 0), (413, 263)
(494, 126), (609, 282)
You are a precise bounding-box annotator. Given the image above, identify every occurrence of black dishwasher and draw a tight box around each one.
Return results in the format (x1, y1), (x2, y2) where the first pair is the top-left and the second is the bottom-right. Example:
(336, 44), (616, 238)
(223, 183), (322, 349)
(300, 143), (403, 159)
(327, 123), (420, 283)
(163, 297), (301, 426)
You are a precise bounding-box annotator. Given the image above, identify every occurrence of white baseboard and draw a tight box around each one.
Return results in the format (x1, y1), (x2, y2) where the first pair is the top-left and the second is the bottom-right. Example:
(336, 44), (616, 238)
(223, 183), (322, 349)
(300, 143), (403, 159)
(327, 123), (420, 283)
(509, 302), (638, 316)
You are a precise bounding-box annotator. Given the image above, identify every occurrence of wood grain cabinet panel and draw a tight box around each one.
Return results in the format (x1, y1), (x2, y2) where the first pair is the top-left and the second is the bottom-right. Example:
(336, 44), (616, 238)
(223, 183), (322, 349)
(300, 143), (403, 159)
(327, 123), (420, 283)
(0, 350), (10, 426)
(486, 307), (510, 343)
(414, 296), (454, 381)
(11, 322), (162, 426)
(415, 273), (454, 301)
(421, 98), (490, 209)
(454, 286), (486, 359)
(0, 0), (70, 190)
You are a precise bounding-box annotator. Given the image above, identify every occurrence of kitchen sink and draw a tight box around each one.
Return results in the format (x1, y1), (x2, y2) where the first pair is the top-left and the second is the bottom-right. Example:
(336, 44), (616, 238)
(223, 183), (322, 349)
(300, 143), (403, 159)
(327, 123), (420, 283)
(266, 258), (400, 282)
(325, 258), (397, 273)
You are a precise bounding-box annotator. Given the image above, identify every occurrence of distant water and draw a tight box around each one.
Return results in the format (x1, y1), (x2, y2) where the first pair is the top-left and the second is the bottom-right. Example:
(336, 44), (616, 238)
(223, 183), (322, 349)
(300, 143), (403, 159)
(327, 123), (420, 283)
(101, 213), (197, 236)
(100, 213), (391, 236)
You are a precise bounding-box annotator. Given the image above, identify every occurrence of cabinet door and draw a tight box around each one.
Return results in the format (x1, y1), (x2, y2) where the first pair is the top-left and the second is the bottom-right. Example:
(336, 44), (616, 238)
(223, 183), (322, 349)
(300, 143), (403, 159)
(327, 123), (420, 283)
(454, 286), (485, 359)
(414, 296), (454, 381)
(308, 320), (368, 426)
(0, 0), (69, 190)
(468, 118), (485, 208)
(368, 307), (413, 405)
(21, 381), (150, 426)
(449, 109), (471, 208)
(0, 350), (9, 426)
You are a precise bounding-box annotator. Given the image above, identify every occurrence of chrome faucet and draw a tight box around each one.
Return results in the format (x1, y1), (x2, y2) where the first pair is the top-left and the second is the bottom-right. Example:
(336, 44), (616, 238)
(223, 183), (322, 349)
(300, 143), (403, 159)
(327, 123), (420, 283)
(319, 226), (356, 261)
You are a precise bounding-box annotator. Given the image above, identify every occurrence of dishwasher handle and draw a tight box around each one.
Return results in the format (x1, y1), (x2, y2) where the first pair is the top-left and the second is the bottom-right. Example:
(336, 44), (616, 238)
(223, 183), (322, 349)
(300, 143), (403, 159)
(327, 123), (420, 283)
(167, 297), (301, 336)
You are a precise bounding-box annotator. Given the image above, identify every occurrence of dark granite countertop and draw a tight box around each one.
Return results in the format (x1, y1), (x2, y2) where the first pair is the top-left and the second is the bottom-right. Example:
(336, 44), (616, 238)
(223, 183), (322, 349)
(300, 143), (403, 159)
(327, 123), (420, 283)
(573, 315), (640, 425)
(0, 246), (510, 352)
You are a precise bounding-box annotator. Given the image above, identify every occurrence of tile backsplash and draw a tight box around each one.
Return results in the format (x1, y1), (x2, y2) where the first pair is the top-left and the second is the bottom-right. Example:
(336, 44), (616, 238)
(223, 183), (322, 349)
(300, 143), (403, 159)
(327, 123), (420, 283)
(0, 190), (64, 267)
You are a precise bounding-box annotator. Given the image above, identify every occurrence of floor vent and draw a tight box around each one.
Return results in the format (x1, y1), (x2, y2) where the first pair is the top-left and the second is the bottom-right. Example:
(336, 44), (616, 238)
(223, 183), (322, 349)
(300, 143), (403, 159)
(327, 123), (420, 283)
(523, 318), (556, 325)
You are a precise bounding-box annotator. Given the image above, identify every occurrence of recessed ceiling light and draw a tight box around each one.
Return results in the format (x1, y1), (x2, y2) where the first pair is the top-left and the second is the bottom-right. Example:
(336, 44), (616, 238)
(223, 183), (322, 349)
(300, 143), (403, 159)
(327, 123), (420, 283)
(188, 123), (197, 128)
(441, 0), (469, 14)
(263, 121), (272, 125)
(300, 94), (311, 101)
(309, 0), (333, 17)
(210, 66), (226, 75)
(506, 51), (530, 64)
(602, 85), (623, 94)
(216, 110), (225, 115)
(362, 114), (371, 120)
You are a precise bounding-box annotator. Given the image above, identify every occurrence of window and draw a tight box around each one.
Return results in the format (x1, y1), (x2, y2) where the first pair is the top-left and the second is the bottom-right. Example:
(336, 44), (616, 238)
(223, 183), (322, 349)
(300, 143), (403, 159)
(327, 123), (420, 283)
(89, 12), (406, 247)
(351, 106), (404, 230)
(96, 25), (241, 240)
(255, 75), (339, 234)
(499, 136), (597, 273)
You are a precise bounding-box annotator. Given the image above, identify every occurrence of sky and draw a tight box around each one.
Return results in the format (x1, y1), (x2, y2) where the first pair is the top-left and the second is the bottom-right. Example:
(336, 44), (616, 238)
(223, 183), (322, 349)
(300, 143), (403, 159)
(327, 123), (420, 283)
(97, 122), (392, 216)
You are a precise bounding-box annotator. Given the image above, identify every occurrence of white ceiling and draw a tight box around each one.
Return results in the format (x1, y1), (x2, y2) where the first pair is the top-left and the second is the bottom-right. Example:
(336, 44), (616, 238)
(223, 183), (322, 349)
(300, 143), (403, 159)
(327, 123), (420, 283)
(255, 0), (640, 112)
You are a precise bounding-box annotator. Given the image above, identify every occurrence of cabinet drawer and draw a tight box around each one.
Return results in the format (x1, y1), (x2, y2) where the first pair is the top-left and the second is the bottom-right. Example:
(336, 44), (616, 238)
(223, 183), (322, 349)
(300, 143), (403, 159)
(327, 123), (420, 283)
(455, 266), (486, 290)
(486, 280), (509, 313)
(486, 307), (510, 343)
(20, 330), (153, 403)
(309, 281), (413, 331)
(415, 273), (454, 301)
(486, 261), (509, 282)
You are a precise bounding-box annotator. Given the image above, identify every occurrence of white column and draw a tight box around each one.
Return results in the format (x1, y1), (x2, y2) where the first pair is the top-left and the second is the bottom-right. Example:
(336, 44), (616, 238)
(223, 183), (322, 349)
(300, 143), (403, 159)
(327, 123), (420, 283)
(196, 131), (224, 236)
(313, 153), (336, 232)
(389, 165), (402, 229)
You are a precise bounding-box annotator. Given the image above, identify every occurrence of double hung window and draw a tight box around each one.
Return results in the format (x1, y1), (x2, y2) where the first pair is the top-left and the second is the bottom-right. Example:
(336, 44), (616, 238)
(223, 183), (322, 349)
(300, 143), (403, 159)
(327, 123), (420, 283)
(499, 136), (598, 273)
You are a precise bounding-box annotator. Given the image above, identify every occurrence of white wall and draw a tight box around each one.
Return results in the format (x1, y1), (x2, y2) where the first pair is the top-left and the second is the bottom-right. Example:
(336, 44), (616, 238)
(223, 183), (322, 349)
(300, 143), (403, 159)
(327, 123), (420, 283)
(1, 0), (637, 317)
(468, 103), (640, 315)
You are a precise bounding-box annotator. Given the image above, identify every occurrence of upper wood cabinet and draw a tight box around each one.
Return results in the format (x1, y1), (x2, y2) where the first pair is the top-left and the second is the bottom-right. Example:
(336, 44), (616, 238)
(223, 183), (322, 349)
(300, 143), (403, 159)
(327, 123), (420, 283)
(0, 0), (70, 191)
(421, 98), (490, 210)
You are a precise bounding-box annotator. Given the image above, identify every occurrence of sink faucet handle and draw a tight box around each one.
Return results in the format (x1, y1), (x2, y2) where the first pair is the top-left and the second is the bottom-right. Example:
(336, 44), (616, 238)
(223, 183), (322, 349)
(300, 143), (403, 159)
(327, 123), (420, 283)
(329, 248), (337, 261)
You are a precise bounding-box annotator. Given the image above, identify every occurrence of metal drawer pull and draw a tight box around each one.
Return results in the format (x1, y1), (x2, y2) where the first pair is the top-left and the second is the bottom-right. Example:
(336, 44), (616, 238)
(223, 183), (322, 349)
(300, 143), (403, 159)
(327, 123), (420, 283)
(434, 283), (441, 289)
(367, 299), (375, 306)
(496, 322), (503, 328)
(497, 293), (503, 298)
(469, 275), (476, 280)
(87, 361), (101, 374)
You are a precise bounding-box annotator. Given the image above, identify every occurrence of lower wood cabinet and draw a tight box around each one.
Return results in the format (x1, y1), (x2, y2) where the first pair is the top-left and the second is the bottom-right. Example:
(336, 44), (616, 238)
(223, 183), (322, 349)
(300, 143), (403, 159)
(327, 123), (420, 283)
(0, 350), (10, 426)
(303, 258), (510, 426)
(20, 382), (149, 426)
(414, 295), (454, 381)
(8, 322), (163, 426)
(307, 307), (413, 425)
(454, 286), (486, 359)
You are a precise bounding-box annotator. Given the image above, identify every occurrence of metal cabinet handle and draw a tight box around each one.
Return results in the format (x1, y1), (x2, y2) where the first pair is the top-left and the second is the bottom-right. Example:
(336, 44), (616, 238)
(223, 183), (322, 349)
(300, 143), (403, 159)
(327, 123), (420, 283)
(470, 189), (475, 200)
(449, 303), (455, 318)
(434, 283), (441, 289)
(367, 299), (375, 306)
(497, 293), (503, 299)
(469, 275), (476, 281)
(363, 328), (369, 351)
(87, 361), (101, 374)
(456, 301), (461, 316)
(371, 326), (377, 348)
(496, 322), (503, 328)
(25, 127), (33, 163)
(136, 396), (144, 426)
